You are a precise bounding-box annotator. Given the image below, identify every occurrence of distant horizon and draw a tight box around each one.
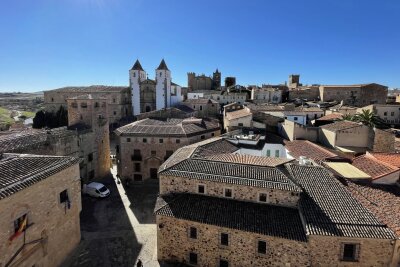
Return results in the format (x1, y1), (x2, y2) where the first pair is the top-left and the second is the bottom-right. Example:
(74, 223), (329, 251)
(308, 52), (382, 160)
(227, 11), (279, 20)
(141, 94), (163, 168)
(1, 0), (399, 92)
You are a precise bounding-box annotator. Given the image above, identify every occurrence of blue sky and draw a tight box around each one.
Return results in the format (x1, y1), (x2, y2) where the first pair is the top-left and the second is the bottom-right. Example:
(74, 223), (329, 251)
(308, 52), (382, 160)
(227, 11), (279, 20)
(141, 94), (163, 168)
(0, 0), (399, 92)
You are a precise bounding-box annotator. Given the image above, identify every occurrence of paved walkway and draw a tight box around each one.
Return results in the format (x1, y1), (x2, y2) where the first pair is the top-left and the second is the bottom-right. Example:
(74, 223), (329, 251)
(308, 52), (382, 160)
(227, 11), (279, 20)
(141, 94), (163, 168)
(61, 167), (164, 267)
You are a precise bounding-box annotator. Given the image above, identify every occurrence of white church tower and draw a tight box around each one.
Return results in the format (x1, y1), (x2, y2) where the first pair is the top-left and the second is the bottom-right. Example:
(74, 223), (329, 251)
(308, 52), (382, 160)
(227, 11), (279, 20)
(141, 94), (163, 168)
(155, 59), (171, 110)
(129, 59), (146, 115)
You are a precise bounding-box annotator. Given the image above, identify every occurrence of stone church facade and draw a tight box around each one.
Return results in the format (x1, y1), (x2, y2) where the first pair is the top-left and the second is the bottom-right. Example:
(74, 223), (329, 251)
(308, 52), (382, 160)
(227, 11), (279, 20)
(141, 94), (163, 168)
(187, 69), (221, 91)
(130, 59), (183, 115)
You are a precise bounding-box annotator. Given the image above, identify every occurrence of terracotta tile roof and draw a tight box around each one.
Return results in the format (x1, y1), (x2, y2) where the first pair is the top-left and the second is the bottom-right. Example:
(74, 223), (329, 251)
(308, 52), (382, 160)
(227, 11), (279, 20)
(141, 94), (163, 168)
(345, 182), (400, 237)
(284, 140), (338, 162)
(183, 98), (218, 105)
(0, 153), (81, 199)
(316, 113), (343, 121)
(115, 118), (220, 137)
(320, 121), (363, 131)
(204, 153), (294, 167)
(155, 193), (307, 242)
(369, 152), (400, 168)
(225, 108), (252, 120)
(192, 138), (239, 158)
(352, 154), (399, 180)
(286, 164), (396, 239)
(160, 158), (301, 192)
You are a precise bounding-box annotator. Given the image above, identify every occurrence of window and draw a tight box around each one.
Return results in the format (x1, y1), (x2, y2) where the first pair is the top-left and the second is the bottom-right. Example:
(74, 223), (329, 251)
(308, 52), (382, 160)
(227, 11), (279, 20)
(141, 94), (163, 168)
(342, 243), (358, 261)
(14, 214), (28, 234)
(151, 150), (156, 156)
(176, 139), (180, 144)
(143, 138), (147, 143)
(238, 123), (243, 127)
(159, 139), (163, 144)
(189, 227), (197, 239)
(266, 150), (271, 157)
(88, 153), (93, 162)
(81, 102), (87, 108)
(201, 135), (205, 140)
(116, 145), (119, 153)
(189, 252), (197, 265)
(127, 138), (131, 142)
(59, 189), (69, 203)
(198, 184), (205, 194)
(94, 102), (99, 108)
(165, 150), (173, 160)
(220, 233), (229, 246)
(113, 98), (116, 103)
(391, 112), (395, 116)
(258, 193), (268, 203)
(224, 188), (233, 198)
(113, 111), (117, 115)
(384, 112), (388, 116)
(51, 97), (54, 102)
(219, 260), (229, 267)
(275, 150), (279, 157)
(199, 106), (203, 111)
(134, 163), (141, 172)
(294, 117), (298, 121)
(258, 240), (267, 254)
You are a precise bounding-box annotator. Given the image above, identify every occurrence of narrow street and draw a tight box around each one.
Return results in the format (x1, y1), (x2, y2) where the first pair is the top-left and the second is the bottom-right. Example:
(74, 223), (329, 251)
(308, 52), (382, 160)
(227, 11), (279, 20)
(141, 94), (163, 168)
(61, 167), (162, 267)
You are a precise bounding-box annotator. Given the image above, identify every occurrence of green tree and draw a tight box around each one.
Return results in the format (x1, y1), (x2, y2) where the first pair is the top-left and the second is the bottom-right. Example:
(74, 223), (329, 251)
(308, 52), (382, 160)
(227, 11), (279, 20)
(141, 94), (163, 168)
(341, 113), (354, 121)
(353, 109), (382, 127)
(32, 110), (46, 128)
(32, 106), (68, 129)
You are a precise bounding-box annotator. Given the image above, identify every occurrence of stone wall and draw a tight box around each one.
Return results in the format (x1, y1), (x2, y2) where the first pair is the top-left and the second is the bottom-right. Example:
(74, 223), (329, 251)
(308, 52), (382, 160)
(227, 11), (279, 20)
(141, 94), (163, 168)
(369, 128), (395, 153)
(117, 130), (220, 181)
(44, 88), (132, 124)
(308, 235), (396, 267)
(159, 174), (299, 207)
(279, 120), (319, 142)
(157, 216), (310, 267)
(0, 164), (81, 267)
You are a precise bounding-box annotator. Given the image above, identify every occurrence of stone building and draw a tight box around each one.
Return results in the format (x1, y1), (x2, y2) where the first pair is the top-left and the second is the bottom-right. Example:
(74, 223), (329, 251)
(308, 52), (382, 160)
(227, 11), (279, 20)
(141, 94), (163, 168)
(115, 117), (220, 182)
(0, 153), (81, 267)
(223, 104), (253, 132)
(187, 69), (221, 91)
(156, 137), (399, 267)
(224, 77), (236, 87)
(358, 104), (400, 126)
(288, 74), (301, 89)
(0, 94), (111, 183)
(250, 87), (282, 104)
(44, 85), (132, 125)
(288, 86), (320, 101)
(66, 94), (111, 179)
(319, 83), (388, 107)
(130, 59), (183, 115)
(180, 98), (219, 118)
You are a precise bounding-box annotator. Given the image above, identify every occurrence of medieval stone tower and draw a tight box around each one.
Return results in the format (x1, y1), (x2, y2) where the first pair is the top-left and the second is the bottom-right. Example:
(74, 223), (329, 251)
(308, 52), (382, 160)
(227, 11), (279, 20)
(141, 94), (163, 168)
(130, 60), (147, 115)
(67, 94), (111, 179)
(155, 59), (171, 110)
(187, 72), (195, 91)
(289, 74), (300, 89)
(213, 68), (221, 89)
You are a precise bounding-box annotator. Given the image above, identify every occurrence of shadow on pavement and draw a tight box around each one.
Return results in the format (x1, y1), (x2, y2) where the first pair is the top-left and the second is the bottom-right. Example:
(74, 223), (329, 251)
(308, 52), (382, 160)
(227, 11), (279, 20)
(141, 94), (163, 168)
(61, 174), (143, 267)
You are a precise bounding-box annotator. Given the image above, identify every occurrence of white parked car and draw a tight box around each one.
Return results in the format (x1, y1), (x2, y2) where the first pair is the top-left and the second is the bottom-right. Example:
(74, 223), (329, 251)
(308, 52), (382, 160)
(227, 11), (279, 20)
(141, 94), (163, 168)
(84, 182), (110, 198)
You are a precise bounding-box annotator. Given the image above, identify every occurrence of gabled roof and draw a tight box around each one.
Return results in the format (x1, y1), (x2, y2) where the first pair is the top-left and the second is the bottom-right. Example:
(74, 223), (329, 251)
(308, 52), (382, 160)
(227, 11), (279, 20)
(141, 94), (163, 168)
(286, 164), (396, 239)
(155, 193), (307, 242)
(160, 158), (301, 192)
(320, 120), (364, 132)
(115, 118), (219, 137)
(0, 154), (81, 199)
(131, 59), (144, 71)
(369, 152), (400, 168)
(345, 182), (400, 237)
(316, 113), (343, 121)
(203, 153), (294, 167)
(284, 140), (338, 162)
(47, 85), (129, 93)
(156, 59), (169, 70)
(352, 154), (399, 180)
(225, 108), (252, 120)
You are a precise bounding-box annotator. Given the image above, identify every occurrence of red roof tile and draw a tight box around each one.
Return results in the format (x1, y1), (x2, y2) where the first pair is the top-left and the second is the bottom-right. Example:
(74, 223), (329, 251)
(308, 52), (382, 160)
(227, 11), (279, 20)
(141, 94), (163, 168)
(369, 152), (400, 168)
(352, 154), (399, 180)
(284, 140), (338, 162)
(316, 113), (343, 121)
(345, 182), (400, 236)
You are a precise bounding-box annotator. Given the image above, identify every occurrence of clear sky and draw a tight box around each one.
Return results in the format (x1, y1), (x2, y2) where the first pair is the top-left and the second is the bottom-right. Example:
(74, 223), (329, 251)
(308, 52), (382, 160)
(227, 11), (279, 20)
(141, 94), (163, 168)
(0, 0), (399, 92)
